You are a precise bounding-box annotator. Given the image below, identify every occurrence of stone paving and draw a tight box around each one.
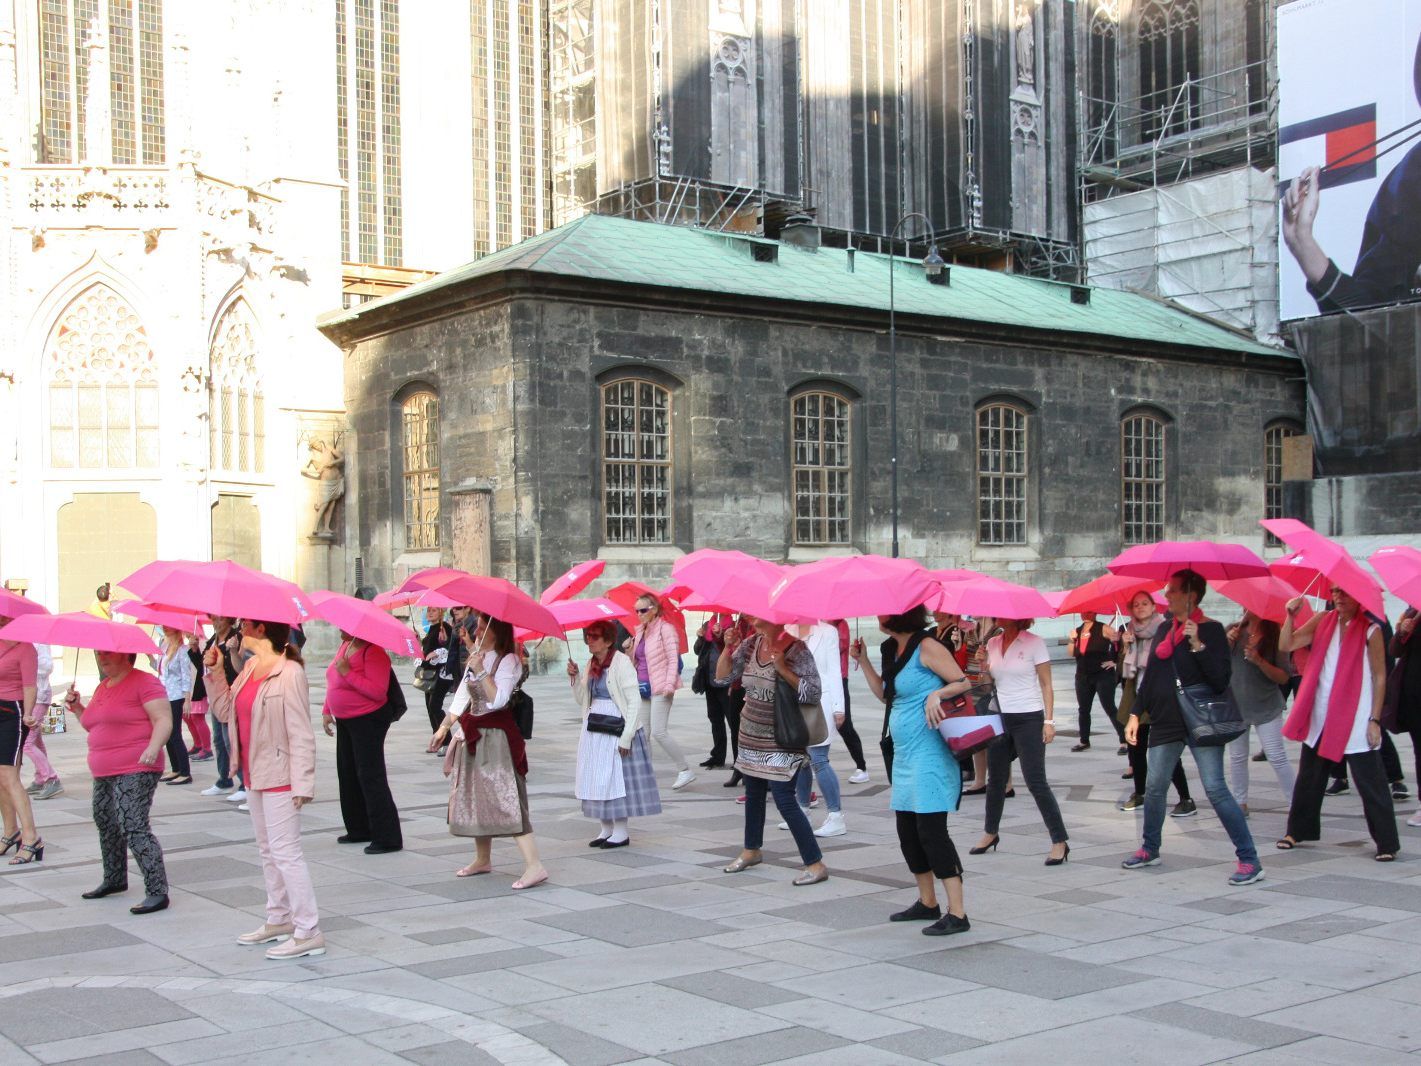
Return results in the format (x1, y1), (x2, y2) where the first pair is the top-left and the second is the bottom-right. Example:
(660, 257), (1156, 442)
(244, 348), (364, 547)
(3, 663), (1421, 1065)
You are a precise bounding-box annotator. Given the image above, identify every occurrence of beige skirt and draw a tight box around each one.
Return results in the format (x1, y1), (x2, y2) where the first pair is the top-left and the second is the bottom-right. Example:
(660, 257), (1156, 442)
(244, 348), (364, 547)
(445, 727), (531, 838)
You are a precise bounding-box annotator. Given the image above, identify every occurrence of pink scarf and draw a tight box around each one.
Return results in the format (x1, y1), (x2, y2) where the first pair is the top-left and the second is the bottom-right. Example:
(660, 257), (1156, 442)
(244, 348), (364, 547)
(1282, 610), (1369, 761)
(1155, 609), (1205, 660)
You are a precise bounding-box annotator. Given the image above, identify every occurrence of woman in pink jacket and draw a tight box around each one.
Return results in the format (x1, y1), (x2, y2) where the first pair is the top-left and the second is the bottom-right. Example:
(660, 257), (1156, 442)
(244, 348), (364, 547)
(632, 594), (694, 791)
(206, 619), (324, 960)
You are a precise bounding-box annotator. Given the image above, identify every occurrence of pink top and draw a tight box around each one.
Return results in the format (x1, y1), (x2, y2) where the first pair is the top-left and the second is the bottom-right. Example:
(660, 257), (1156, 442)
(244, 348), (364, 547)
(236, 667), (289, 792)
(79, 669), (167, 778)
(0, 642), (38, 701)
(323, 641), (391, 720)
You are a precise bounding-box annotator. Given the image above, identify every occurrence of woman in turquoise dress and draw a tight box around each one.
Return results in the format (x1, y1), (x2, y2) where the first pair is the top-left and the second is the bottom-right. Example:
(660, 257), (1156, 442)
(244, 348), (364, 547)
(854, 604), (975, 937)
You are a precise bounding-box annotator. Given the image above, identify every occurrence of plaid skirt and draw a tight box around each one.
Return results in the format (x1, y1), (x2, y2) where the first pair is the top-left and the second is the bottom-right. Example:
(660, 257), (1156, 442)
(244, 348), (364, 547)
(582, 729), (662, 820)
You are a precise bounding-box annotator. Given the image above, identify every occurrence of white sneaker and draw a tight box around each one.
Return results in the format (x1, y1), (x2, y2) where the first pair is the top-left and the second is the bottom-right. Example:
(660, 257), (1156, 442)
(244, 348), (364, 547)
(202, 784), (235, 797)
(848, 769), (870, 784)
(778, 806), (811, 830)
(1408, 810), (1421, 828)
(226, 790), (247, 802)
(814, 812), (847, 837)
(672, 769), (696, 791)
(237, 802), (249, 811)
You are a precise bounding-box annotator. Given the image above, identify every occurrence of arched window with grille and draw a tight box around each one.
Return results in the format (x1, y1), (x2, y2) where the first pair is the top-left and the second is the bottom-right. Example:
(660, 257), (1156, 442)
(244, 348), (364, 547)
(1138, 0), (1200, 140)
(400, 389), (440, 550)
(976, 402), (1028, 546)
(1086, 1), (1120, 160)
(208, 299), (264, 476)
(46, 283), (158, 469)
(1264, 421), (1303, 544)
(792, 390), (851, 546)
(1121, 411), (1167, 545)
(602, 378), (672, 545)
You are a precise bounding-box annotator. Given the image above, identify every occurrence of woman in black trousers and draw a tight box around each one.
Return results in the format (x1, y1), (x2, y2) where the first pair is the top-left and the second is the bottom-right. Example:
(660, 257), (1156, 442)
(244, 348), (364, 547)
(1069, 613), (1121, 752)
(421, 608), (456, 734)
(321, 636), (402, 854)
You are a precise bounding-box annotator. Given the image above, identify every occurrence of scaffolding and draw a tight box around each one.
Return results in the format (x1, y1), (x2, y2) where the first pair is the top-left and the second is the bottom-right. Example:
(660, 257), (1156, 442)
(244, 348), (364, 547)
(548, 0), (595, 227)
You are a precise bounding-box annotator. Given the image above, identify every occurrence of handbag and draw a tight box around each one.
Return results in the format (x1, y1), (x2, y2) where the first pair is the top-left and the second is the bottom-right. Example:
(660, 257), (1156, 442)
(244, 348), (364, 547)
(1170, 659), (1245, 747)
(772, 675), (827, 750)
(385, 669), (408, 722)
(585, 711), (624, 736)
(413, 663), (437, 692)
(509, 689), (534, 740)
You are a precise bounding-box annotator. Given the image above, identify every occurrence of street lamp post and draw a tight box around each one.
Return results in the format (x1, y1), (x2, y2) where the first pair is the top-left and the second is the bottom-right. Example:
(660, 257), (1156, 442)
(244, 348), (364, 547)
(887, 213), (946, 559)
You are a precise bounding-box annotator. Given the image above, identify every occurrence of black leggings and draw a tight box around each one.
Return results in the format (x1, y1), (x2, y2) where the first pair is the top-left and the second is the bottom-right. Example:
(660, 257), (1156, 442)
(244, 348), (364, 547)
(838, 678), (867, 771)
(1128, 720), (1191, 801)
(896, 810), (963, 880)
(1076, 671), (1122, 745)
(424, 679), (452, 733)
(164, 700), (191, 777)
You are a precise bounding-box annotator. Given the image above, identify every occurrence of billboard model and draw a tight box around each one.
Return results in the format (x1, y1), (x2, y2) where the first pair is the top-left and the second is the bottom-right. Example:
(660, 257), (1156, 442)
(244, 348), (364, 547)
(1278, 0), (1421, 320)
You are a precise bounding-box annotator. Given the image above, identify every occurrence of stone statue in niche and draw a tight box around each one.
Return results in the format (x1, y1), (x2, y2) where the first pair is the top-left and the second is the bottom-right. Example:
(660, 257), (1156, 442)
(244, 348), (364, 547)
(1015, 5), (1036, 88)
(301, 438), (344, 537)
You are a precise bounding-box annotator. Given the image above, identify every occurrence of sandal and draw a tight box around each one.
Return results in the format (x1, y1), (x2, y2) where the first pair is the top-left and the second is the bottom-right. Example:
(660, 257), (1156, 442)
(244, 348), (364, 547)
(1275, 837), (1297, 850)
(8, 838), (43, 865)
(723, 855), (762, 873)
(1376, 852), (1398, 863)
(0, 831), (19, 857)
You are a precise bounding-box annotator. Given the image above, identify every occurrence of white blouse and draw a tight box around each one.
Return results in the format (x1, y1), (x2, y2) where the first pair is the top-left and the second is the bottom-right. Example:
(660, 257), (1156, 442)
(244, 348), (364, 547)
(447, 650), (521, 718)
(1305, 623), (1377, 755)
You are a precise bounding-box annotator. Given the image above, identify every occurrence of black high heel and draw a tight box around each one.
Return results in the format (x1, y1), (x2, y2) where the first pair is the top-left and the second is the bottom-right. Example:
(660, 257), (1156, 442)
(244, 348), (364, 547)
(0, 831), (19, 856)
(969, 835), (1000, 855)
(8, 838), (43, 865)
(1045, 843), (1070, 867)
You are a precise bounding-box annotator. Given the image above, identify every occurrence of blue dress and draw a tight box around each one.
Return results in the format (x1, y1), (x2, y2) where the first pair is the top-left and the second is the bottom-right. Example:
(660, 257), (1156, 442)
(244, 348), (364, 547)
(889, 646), (961, 814)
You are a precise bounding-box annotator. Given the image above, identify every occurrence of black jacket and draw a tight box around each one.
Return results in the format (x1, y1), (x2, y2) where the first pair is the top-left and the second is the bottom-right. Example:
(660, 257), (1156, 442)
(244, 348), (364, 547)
(1133, 619), (1231, 747)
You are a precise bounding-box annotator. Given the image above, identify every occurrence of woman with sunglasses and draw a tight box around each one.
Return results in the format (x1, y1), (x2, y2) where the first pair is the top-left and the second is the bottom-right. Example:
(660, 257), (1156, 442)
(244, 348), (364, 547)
(632, 594), (695, 791)
(568, 619), (661, 848)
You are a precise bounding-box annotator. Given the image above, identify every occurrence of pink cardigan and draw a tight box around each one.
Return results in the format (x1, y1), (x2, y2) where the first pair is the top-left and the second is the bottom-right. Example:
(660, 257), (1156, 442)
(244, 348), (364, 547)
(634, 617), (682, 696)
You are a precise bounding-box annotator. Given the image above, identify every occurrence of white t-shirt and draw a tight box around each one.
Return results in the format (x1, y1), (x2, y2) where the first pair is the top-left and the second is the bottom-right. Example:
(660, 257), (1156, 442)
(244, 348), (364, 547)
(1305, 623), (1377, 755)
(986, 631), (1050, 714)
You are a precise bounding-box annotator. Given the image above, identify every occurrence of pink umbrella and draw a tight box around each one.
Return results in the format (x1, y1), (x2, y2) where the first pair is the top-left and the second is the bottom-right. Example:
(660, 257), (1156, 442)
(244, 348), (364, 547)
(928, 568), (989, 585)
(0, 588), (49, 620)
(539, 560), (606, 605)
(1212, 576), (1305, 623)
(112, 599), (209, 634)
(1260, 519), (1384, 618)
(607, 581), (689, 651)
(1108, 541), (1269, 582)
(309, 591), (423, 658)
(1270, 550), (1331, 599)
(930, 575), (1057, 620)
(0, 612), (159, 655)
(683, 573), (809, 625)
(769, 555), (935, 618)
(1370, 546), (1421, 611)
(1042, 590), (1070, 614)
(118, 560), (313, 625)
(397, 569), (564, 638)
(1055, 574), (1160, 617)
(516, 597), (638, 641)
(373, 587), (463, 611)
(672, 550), (784, 607)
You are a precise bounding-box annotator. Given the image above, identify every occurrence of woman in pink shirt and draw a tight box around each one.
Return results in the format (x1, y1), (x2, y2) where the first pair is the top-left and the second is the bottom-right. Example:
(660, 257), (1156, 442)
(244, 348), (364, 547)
(321, 635), (402, 854)
(632, 594), (694, 791)
(65, 651), (173, 912)
(206, 619), (324, 960)
(0, 628), (41, 865)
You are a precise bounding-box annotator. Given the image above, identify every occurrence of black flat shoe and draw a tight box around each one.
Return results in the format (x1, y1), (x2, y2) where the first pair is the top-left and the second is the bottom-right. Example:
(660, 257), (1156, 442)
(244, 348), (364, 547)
(923, 913), (970, 936)
(165, 775), (193, 786)
(969, 835), (1000, 855)
(82, 883), (128, 899)
(699, 758), (724, 768)
(600, 838), (630, 849)
(1004, 788), (1016, 798)
(1116, 745), (1129, 756)
(1070, 743), (1091, 753)
(337, 834), (371, 844)
(363, 843), (401, 854)
(588, 837), (609, 848)
(961, 786), (986, 797)
(1045, 843), (1071, 867)
(130, 895), (169, 915)
(890, 900), (942, 922)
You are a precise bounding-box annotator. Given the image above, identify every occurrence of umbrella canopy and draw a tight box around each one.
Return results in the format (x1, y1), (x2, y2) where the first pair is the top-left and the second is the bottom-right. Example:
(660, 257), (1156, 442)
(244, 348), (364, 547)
(1270, 550), (1331, 599)
(606, 581), (689, 650)
(930, 575), (1058, 620)
(671, 550), (788, 615)
(0, 588), (49, 621)
(1107, 541), (1270, 582)
(769, 555), (935, 619)
(372, 587), (463, 611)
(118, 560), (314, 625)
(927, 568), (989, 586)
(112, 600), (209, 634)
(1260, 519), (1385, 618)
(0, 612), (159, 655)
(1054, 574), (1160, 617)
(1369, 546), (1421, 611)
(396, 569), (564, 638)
(1212, 576), (1306, 624)
(309, 591), (423, 658)
(539, 560), (606, 605)
(517, 597), (638, 642)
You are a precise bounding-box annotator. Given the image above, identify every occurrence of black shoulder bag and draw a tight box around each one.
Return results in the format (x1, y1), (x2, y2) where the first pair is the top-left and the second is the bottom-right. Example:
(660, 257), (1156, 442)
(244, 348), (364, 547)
(879, 631), (928, 782)
(1169, 652), (1245, 747)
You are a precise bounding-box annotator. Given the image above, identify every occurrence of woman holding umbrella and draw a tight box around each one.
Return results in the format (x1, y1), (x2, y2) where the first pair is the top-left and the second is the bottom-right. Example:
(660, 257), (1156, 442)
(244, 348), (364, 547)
(205, 620), (325, 959)
(155, 626), (195, 784)
(0, 619), (41, 865)
(321, 633), (402, 854)
(633, 592), (695, 791)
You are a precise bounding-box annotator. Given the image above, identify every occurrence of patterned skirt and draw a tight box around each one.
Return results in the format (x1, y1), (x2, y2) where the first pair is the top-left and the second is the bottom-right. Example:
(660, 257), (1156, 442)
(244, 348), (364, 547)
(445, 725), (531, 838)
(581, 728), (662, 821)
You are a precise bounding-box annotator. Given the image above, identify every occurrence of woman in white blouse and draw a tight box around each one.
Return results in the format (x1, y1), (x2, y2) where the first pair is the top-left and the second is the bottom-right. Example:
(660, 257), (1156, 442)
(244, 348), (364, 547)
(430, 613), (547, 888)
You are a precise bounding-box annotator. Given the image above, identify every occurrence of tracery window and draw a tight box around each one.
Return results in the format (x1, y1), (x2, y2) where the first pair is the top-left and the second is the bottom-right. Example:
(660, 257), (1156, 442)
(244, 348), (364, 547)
(208, 300), (265, 476)
(1086, 1), (1120, 160)
(1138, 0), (1200, 140)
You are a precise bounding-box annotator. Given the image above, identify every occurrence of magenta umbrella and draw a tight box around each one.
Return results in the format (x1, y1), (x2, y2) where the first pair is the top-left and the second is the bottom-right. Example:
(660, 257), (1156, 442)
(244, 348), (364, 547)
(769, 555), (934, 618)
(0, 612), (159, 655)
(1055, 574), (1160, 617)
(1212, 576), (1305, 623)
(539, 560), (606, 606)
(118, 560), (314, 625)
(309, 591), (423, 658)
(1260, 519), (1384, 618)
(397, 569), (564, 638)
(1108, 541), (1269, 582)
(673, 549), (785, 607)
(516, 597), (638, 642)
(930, 575), (1057, 620)
(1271, 550), (1331, 599)
(0, 588), (49, 620)
(112, 599), (209, 634)
(1369, 546), (1421, 611)
(373, 587), (463, 611)
(928, 568), (989, 585)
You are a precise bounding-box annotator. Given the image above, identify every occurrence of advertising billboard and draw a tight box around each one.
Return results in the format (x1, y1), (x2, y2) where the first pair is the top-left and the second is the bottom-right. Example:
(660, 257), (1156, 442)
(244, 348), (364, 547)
(1278, 0), (1421, 320)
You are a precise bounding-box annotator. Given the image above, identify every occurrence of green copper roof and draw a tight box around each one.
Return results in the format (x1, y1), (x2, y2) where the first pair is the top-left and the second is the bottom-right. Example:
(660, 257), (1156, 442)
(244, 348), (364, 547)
(323, 213), (1285, 357)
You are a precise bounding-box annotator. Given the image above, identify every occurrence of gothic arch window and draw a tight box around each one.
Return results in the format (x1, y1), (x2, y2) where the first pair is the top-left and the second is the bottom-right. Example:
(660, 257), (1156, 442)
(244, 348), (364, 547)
(976, 402), (1029, 546)
(1138, 0), (1200, 141)
(46, 283), (158, 470)
(399, 389), (440, 550)
(791, 390), (851, 546)
(1086, 1), (1120, 160)
(208, 300), (264, 476)
(1121, 410), (1168, 545)
(601, 377), (671, 545)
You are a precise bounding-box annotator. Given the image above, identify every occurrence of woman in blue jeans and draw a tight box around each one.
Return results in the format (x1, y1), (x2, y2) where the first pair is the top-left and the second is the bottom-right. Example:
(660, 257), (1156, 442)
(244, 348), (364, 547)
(1121, 569), (1263, 885)
(715, 616), (828, 886)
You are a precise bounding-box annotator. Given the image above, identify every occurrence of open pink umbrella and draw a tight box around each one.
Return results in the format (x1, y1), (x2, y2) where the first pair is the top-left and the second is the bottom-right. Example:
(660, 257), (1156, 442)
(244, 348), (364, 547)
(1260, 519), (1384, 618)
(539, 560), (606, 605)
(1212, 576), (1305, 623)
(0, 612), (159, 655)
(1108, 541), (1269, 582)
(1054, 574), (1160, 617)
(373, 587), (463, 611)
(516, 597), (638, 642)
(397, 569), (564, 638)
(769, 555), (934, 618)
(0, 588), (49, 620)
(1370, 546), (1421, 611)
(1270, 550), (1331, 599)
(928, 568), (989, 585)
(112, 599), (209, 634)
(118, 560), (313, 625)
(607, 581), (688, 651)
(930, 575), (1057, 620)
(672, 550), (784, 606)
(309, 591), (423, 658)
